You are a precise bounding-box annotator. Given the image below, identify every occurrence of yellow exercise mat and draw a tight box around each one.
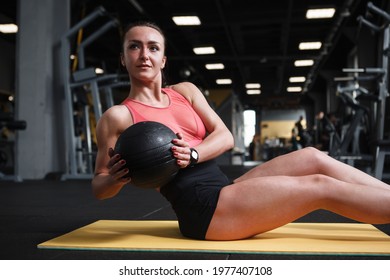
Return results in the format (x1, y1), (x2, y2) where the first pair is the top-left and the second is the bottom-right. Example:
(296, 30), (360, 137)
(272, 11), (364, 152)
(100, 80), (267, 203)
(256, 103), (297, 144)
(38, 220), (390, 255)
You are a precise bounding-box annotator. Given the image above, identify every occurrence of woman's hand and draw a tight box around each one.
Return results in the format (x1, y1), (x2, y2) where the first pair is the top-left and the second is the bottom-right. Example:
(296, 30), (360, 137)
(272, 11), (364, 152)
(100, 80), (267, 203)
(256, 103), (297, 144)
(171, 133), (191, 168)
(107, 148), (132, 183)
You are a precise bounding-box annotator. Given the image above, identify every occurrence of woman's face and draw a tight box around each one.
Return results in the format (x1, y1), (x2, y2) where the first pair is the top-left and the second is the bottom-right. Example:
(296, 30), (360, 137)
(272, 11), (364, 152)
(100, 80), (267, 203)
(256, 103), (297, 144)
(121, 26), (166, 83)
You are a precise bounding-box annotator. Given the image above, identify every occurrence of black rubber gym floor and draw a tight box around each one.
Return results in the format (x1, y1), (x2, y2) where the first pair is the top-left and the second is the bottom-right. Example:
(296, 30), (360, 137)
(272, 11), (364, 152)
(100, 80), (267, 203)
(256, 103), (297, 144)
(1, 165), (390, 260)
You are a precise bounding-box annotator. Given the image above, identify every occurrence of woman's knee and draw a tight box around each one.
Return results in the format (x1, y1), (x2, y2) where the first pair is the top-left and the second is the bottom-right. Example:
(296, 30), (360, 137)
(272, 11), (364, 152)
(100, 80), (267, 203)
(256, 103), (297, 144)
(300, 147), (326, 172)
(301, 146), (321, 157)
(309, 173), (333, 185)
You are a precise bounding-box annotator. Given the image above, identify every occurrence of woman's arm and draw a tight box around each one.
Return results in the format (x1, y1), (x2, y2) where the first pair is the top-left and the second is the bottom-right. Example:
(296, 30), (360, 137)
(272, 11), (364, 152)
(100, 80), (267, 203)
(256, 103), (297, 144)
(91, 105), (132, 199)
(170, 82), (235, 163)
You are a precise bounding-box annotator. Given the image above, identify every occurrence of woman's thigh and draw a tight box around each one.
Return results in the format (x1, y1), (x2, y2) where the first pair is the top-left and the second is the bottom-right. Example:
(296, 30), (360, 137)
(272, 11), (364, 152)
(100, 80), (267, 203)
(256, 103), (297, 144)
(206, 175), (327, 240)
(207, 173), (390, 240)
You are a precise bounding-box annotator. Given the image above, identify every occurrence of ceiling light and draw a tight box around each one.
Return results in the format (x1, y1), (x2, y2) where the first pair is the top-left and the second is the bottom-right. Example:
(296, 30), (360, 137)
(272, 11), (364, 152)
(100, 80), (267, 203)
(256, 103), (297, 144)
(193, 47), (215, 55)
(306, 8), (336, 19)
(289, 76), (306, 83)
(299, 42), (322, 50)
(0, 24), (18, 33)
(247, 89), (261, 95)
(287, 86), (302, 92)
(205, 63), (224, 70)
(216, 79), (232, 85)
(245, 83), (261, 89)
(294, 60), (314, 67)
(172, 16), (201, 26)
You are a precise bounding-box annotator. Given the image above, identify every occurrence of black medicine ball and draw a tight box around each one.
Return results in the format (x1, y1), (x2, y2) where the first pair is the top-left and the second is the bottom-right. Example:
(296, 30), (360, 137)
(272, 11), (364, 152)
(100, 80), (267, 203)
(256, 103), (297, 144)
(114, 121), (180, 189)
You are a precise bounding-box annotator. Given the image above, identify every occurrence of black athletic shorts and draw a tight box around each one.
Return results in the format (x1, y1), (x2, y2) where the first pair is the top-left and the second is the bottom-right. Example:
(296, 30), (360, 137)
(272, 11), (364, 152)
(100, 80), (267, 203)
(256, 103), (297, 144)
(160, 160), (230, 240)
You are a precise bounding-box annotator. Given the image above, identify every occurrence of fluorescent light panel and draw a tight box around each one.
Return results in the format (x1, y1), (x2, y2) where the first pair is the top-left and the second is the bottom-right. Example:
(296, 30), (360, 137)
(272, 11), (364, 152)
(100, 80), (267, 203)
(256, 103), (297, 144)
(193, 46), (215, 55)
(299, 41), (322, 50)
(0, 24), (18, 33)
(306, 8), (336, 19)
(287, 86), (302, 92)
(289, 76), (306, 83)
(245, 83), (261, 89)
(216, 79), (232, 85)
(247, 89), (261, 95)
(205, 63), (224, 70)
(294, 60), (314, 67)
(172, 16), (201, 26)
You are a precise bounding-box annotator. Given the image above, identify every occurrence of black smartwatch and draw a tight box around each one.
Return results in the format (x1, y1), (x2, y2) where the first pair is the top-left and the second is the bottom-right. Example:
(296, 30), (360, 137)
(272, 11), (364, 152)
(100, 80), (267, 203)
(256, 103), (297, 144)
(188, 148), (199, 167)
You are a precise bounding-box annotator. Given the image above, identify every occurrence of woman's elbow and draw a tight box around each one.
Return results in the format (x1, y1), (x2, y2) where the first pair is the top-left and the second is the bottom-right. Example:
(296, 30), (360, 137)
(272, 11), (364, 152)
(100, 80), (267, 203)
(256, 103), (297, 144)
(226, 132), (235, 150)
(92, 185), (105, 200)
(93, 188), (117, 200)
(92, 189), (106, 200)
(91, 180), (112, 200)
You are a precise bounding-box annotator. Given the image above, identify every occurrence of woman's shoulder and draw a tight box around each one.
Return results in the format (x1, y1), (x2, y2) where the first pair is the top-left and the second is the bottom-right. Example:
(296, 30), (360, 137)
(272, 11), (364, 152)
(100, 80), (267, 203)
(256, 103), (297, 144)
(103, 104), (128, 118)
(168, 82), (201, 102)
(98, 104), (132, 130)
(169, 81), (198, 93)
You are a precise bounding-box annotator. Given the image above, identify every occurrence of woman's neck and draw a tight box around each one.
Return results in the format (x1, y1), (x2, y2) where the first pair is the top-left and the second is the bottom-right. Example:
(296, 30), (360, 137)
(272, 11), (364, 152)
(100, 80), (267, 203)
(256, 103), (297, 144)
(128, 84), (168, 107)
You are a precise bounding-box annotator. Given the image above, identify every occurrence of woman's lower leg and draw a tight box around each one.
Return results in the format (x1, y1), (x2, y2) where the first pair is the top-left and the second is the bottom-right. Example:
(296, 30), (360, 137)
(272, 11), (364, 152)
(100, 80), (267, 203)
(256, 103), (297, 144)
(235, 147), (389, 190)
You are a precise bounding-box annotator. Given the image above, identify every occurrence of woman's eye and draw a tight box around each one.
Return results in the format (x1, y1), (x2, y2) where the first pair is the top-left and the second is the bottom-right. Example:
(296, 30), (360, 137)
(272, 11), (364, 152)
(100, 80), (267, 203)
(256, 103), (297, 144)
(128, 43), (139, 50)
(150, 45), (159, 52)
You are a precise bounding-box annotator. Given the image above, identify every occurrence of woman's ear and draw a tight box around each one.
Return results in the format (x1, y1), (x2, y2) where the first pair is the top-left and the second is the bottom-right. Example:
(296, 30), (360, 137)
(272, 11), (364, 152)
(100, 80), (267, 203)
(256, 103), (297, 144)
(161, 56), (167, 69)
(120, 53), (125, 67)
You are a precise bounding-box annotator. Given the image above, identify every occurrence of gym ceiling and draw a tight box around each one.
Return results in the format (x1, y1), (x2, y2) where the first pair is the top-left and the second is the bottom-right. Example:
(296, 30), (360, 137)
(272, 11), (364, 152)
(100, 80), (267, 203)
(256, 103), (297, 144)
(1, 0), (389, 109)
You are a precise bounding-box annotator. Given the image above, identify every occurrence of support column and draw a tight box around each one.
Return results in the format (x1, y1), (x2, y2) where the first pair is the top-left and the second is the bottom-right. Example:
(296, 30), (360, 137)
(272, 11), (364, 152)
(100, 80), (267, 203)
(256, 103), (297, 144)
(15, 0), (69, 179)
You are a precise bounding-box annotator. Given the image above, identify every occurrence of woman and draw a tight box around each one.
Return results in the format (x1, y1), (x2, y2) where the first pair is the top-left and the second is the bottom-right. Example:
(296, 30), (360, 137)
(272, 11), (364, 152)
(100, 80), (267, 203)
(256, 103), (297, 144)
(92, 21), (390, 241)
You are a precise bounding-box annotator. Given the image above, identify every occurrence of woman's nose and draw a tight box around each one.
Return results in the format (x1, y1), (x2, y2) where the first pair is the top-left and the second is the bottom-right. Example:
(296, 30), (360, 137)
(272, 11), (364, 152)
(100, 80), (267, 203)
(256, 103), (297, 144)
(139, 47), (149, 60)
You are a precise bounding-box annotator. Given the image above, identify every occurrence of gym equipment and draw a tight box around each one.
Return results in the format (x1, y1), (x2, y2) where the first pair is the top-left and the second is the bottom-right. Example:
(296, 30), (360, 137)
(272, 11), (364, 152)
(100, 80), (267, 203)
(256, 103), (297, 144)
(114, 121), (180, 189)
(0, 116), (27, 131)
(355, 2), (390, 179)
(374, 140), (390, 179)
(38, 220), (390, 256)
(326, 82), (372, 159)
(60, 6), (129, 180)
(0, 112), (27, 181)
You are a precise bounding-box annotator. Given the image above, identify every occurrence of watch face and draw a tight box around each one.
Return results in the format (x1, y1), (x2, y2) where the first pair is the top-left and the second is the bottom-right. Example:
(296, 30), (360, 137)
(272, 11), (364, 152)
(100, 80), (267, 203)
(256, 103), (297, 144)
(191, 150), (198, 160)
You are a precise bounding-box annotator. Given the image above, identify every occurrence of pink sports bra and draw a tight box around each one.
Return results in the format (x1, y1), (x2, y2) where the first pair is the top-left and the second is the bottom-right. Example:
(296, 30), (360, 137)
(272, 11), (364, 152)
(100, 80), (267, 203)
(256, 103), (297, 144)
(121, 88), (206, 147)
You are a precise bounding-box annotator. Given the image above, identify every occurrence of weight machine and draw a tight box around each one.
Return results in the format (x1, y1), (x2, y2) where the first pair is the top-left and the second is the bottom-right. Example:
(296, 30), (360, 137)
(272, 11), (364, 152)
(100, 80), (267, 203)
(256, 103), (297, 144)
(327, 82), (372, 159)
(344, 2), (390, 179)
(60, 6), (129, 180)
(327, 2), (390, 177)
